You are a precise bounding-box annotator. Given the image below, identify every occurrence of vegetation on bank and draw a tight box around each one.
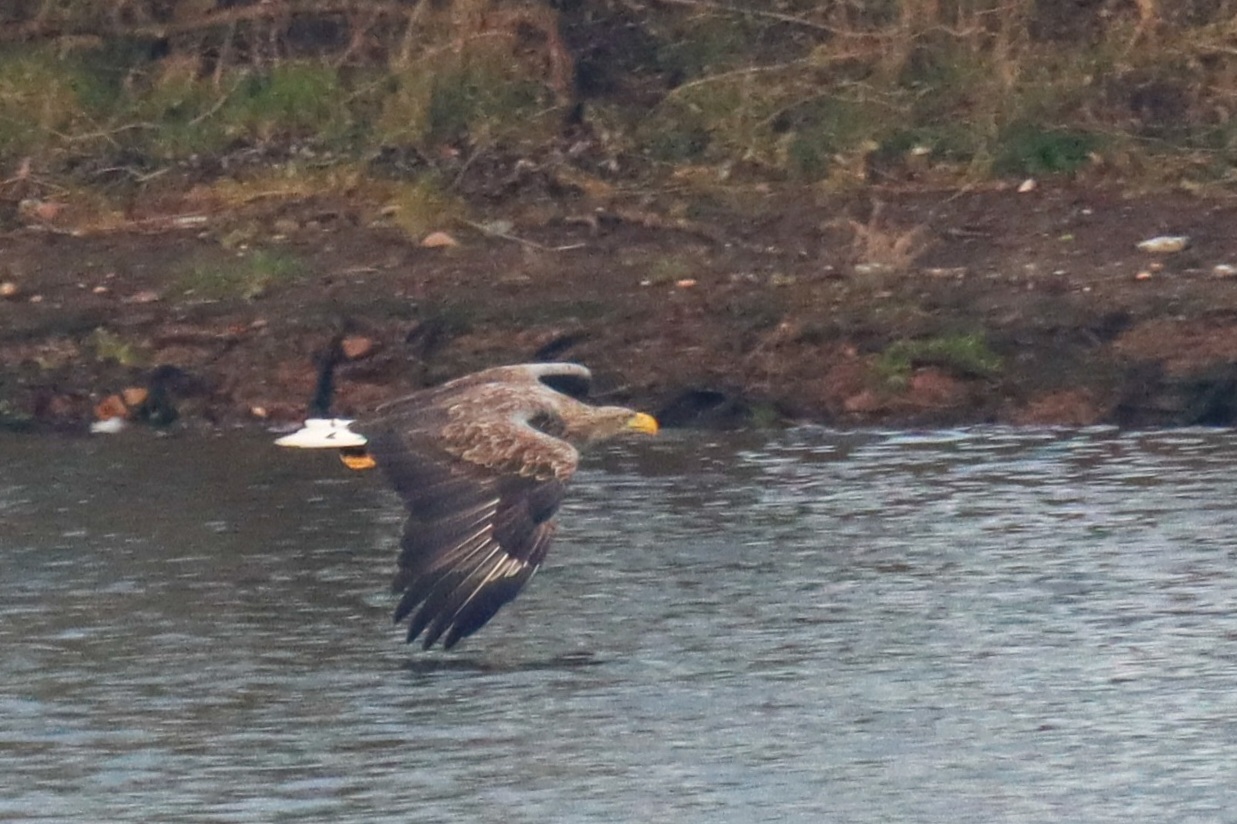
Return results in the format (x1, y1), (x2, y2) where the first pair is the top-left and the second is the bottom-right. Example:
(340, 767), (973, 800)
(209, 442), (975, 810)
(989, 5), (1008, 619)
(875, 333), (1002, 390)
(0, 0), (1233, 228)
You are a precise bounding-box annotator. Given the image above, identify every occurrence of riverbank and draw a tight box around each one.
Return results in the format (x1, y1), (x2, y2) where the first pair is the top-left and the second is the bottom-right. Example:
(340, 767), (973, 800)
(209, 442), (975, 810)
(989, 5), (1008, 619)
(3, 181), (1236, 432)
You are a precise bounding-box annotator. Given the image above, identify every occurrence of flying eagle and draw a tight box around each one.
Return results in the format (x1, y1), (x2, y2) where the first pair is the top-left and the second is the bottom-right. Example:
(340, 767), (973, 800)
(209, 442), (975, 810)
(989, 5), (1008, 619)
(276, 363), (659, 650)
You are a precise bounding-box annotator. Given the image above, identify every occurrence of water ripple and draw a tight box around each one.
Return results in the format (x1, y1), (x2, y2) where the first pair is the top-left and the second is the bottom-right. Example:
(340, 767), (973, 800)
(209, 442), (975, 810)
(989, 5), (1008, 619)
(2, 428), (1237, 822)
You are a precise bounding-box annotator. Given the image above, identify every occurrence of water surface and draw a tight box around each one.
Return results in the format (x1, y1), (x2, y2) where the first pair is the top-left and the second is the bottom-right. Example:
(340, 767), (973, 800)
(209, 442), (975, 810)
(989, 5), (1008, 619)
(2, 427), (1236, 822)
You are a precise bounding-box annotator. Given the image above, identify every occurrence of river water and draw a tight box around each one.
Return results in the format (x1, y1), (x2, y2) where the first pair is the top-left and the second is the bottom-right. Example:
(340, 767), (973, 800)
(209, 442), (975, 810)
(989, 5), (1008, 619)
(2, 427), (1236, 822)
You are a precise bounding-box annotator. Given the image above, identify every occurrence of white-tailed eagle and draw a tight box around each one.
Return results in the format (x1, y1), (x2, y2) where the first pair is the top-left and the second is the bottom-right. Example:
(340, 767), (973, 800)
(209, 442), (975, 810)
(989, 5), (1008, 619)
(276, 363), (658, 650)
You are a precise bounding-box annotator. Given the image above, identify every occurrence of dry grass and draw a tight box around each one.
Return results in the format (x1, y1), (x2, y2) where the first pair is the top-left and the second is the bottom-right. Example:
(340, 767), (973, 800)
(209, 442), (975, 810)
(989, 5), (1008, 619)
(0, 0), (1234, 207)
(838, 203), (932, 276)
(642, 0), (1237, 185)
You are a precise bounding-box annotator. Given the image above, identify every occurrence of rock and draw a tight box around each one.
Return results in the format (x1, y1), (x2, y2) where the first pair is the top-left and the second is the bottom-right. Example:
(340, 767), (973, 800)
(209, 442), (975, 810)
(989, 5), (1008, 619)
(0, 281), (19, 299)
(1134, 270), (1153, 281)
(1017, 178), (1037, 193)
(1136, 235), (1189, 253)
(477, 219), (514, 236)
(421, 231), (459, 248)
(89, 417), (127, 434)
(19, 199), (65, 222)
(1213, 264), (1237, 279)
(341, 335), (377, 360)
(93, 394), (129, 422)
(121, 387), (149, 408)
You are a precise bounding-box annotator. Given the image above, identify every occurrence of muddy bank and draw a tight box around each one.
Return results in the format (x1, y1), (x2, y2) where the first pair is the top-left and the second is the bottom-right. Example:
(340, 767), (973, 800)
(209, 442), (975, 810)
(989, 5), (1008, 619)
(2, 184), (1237, 432)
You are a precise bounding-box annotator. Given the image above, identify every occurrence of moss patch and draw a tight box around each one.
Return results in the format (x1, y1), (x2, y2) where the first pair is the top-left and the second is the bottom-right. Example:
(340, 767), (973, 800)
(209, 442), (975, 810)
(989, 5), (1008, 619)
(176, 249), (306, 301)
(876, 333), (1002, 389)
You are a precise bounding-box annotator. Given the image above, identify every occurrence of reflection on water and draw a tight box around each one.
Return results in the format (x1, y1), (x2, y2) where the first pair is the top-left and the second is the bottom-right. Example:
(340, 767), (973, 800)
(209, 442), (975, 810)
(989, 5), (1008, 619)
(3, 427), (1237, 822)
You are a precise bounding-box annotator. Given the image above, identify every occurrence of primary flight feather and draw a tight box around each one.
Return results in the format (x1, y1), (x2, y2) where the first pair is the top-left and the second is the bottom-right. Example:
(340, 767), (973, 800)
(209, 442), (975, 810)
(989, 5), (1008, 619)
(277, 363), (658, 650)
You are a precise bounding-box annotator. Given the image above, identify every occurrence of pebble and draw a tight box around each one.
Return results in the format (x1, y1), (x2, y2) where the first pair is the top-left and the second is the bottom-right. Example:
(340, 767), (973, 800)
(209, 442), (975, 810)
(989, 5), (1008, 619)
(1137, 235), (1189, 253)
(0, 281), (19, 299)
(89, 417), (127, 435)
(20, 199), (64, 221)
(121, 387), (149, 408)
(341, 335), (376, 360)
(1213, 264), (1237, 279)
(93, 394), (129, 423)
(422, 231), (459, 248)
(923, 267), (968, 279)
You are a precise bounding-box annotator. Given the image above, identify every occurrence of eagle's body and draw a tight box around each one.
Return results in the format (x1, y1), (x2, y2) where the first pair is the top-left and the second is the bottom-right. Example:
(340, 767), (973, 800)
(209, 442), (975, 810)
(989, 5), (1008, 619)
(277, 363), (658, 650)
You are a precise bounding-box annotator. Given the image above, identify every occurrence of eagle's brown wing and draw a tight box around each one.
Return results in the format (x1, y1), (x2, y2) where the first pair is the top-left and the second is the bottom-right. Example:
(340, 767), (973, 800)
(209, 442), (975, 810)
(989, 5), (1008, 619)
(364, 418), (572, 650)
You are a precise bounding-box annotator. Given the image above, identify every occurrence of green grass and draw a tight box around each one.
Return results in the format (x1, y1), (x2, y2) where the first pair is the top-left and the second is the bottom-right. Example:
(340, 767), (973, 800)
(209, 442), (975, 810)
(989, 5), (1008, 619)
(89, 327), (146, 367)
(377, 43), (556, 152)
(993, 125), (1101, 177)
(0, 46), (95, 158)
(224, 62), (355, 144)
(0, 3), (1236, 203)
(875, 333), (1002, 389)
(138, 61), (360, 159)
(383, 179), (462, 240)
(646, 256), (697, 286)
(176, 249), (305, 301)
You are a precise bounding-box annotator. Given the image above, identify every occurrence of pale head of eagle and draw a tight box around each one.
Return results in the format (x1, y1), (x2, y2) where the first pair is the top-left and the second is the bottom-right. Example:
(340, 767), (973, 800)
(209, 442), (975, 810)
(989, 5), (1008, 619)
(564, 406), (659, 445)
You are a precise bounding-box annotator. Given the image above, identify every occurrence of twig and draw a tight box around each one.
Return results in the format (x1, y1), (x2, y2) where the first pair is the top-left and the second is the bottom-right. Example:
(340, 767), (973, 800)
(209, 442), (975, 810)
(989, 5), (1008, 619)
(192, 77), (246, 126)
(451, 144), (489, 190)
(460, 219), (586, 252)
(648, 0), (848, 36)
(666, 58), (812, 98)
(0, 1), (422, 42)
(86, 165), (171, 184)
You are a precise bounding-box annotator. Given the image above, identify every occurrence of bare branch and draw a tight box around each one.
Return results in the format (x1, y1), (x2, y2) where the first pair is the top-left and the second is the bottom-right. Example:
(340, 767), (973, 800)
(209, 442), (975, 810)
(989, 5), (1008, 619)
(647, 0), (851, 37)
(0, 1), (423, 42)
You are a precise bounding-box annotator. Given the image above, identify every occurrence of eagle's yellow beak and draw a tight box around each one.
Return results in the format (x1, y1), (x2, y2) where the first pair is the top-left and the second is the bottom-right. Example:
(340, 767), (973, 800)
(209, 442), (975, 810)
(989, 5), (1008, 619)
(626, 412), (659, 435)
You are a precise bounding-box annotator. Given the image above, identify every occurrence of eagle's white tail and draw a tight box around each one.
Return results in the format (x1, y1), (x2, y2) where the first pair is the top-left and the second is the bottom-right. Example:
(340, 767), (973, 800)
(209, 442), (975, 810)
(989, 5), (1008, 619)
(274, 418), (368, 448)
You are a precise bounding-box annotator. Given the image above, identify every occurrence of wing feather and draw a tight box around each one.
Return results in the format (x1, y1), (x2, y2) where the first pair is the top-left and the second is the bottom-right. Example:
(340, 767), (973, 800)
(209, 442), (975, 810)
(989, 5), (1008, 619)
(278, 361), (650, 650)
(365, 421), (568, 650)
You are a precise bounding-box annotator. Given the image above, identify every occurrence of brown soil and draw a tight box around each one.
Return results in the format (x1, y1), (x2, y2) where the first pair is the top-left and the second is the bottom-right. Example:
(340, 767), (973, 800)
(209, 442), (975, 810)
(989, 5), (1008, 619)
(3, 182), (1237, 432)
